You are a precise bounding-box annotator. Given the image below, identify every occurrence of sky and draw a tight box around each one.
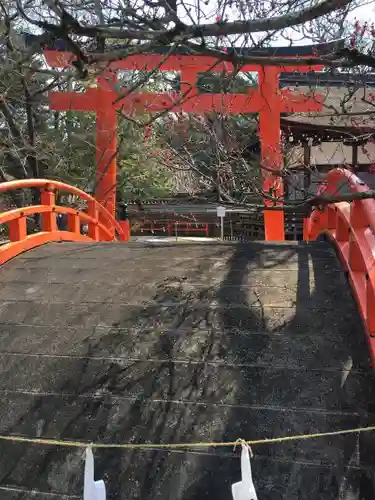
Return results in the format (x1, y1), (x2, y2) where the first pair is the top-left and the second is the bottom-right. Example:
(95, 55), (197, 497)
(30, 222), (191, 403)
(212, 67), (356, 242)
(17, 0), (375, 51)
(177, 0), (375, 48)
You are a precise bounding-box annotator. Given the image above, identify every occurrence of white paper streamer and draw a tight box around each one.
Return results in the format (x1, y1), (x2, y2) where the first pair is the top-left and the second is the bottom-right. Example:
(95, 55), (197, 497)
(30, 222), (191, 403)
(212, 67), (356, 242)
(232, 443), (258, 500)
(84, 447), (106, 500)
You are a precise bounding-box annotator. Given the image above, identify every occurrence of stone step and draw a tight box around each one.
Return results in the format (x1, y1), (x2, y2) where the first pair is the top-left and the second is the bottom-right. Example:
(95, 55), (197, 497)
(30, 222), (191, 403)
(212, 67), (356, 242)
(7, 255), (341, 271)
(16, 241), (336, 259)
(0, 283), (355, 311)
(0, 355), (373, 411)
(0, 324), (368, 370)
(0, 281), (353, 309)
(0, 301), (363, 335)
(0, 266), (345, 291)
(7, 242), (341, 271)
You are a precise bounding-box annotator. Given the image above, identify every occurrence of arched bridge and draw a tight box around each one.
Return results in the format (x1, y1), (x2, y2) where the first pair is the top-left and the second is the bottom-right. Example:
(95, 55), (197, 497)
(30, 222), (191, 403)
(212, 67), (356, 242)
(0, 170), (375, 500)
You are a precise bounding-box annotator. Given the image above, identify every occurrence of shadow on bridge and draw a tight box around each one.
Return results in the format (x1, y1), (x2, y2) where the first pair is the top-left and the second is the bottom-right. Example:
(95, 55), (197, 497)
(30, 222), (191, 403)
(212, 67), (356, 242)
(1, 243), (375, 500)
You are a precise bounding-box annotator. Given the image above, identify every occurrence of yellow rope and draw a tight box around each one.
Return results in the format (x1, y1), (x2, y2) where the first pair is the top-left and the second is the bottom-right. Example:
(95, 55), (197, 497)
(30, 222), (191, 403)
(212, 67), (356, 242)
(0, 425), (374, 450)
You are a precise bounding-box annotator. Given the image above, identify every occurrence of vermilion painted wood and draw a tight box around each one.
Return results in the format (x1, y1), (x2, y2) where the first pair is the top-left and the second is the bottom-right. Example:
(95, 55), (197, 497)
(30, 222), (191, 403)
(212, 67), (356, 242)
(49, 87), (323, 114)
(118, 220), (131, 241)
(44, 49), (325, 241)
(1, 231), (93, 264)
(305, 168), (375, 366)
(0, 205), (116, 240)
(44, 50), (324, 73)
(96, 74), (118, 218)
(0, 179), (127, 265)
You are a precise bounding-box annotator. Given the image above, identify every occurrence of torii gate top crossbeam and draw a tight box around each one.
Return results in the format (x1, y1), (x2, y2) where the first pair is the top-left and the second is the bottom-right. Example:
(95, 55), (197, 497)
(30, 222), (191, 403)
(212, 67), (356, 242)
(45, 50), (326, 73)
(39, 38), (345, 57)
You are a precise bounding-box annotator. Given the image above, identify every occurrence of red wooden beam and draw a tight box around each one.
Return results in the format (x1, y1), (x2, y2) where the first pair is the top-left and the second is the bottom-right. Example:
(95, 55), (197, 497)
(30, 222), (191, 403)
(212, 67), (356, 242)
(278, 64), (324, 73)
(49, 88), (324, 115)
(114, 90), (265, 113)
(44, 50), (324, 74)
(49, 89), (98, 111)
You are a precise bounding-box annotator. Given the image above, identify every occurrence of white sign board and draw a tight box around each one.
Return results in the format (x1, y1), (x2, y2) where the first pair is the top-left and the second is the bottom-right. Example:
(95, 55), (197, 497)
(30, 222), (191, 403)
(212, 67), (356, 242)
(217, 206), (226, 218)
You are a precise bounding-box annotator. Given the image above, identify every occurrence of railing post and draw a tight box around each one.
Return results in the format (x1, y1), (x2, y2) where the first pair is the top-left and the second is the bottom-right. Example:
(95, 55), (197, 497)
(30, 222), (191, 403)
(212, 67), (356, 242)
(8, 215), (27, 241)
(118, 220), (130, 241)
(348, 202), (366, 273)
(327, 206), (336, 230)
(87, 199), (100, 240)
(348, 234), (366, 272)
(317, 207), (336, 234)
(336, 213), (349, 242)
(302, 218), (310, 241)
(40, 187), (57, 232)
(67, 211), (81, 235)
(350, 200), (366, 229)
(367, 270), (375, 337)
(307, 212), (321, 240)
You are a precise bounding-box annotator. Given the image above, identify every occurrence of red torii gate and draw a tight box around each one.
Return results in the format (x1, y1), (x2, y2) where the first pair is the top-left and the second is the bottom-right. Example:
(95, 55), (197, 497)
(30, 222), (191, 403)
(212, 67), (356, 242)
(44, 49), (324, 241)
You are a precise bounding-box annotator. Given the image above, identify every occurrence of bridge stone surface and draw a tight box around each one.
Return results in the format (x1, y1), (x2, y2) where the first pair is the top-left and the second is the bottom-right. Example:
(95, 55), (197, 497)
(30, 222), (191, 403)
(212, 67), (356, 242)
(0, 241), (374, 499)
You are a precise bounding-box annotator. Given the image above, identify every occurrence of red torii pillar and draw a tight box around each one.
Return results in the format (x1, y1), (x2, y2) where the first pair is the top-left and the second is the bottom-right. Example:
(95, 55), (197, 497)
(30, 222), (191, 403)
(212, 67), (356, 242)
(44, 51), (323, 241)
(95, 73), (117, 219)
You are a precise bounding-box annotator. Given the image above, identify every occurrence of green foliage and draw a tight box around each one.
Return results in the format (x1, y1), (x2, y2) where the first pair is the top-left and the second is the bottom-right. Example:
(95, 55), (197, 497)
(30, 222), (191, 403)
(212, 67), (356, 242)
(46, 111), (97, 188)
(197, 71), (258, 94)
(117, 157), (172, 199)
(41, 111), (172, 200)
(116, 117), (172, 200)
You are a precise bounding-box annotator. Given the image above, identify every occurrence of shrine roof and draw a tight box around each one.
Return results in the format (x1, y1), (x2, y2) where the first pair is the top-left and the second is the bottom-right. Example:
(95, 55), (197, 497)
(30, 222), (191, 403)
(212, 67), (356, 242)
(283, 86), (375, 139)
(103, 39), (345, 57)
(281, 119), (374, 145)
(287, 141), (375, 168)
(279, 71), (375, 88)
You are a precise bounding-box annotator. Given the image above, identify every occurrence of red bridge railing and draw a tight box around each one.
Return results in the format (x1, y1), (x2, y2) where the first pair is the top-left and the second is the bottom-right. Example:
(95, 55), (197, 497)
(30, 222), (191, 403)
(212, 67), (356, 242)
(0, 179), (128, 265)
(305, 168), (375, 364)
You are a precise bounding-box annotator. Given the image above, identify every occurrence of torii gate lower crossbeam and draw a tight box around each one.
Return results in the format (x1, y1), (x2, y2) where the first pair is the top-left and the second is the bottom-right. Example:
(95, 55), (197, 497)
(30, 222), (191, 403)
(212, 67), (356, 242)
(44, 50), (324, 241)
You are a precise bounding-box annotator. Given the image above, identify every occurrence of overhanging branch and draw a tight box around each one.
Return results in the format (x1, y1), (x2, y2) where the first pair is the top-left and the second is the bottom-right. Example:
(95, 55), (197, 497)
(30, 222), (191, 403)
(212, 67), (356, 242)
(18, 0), (353, 43)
